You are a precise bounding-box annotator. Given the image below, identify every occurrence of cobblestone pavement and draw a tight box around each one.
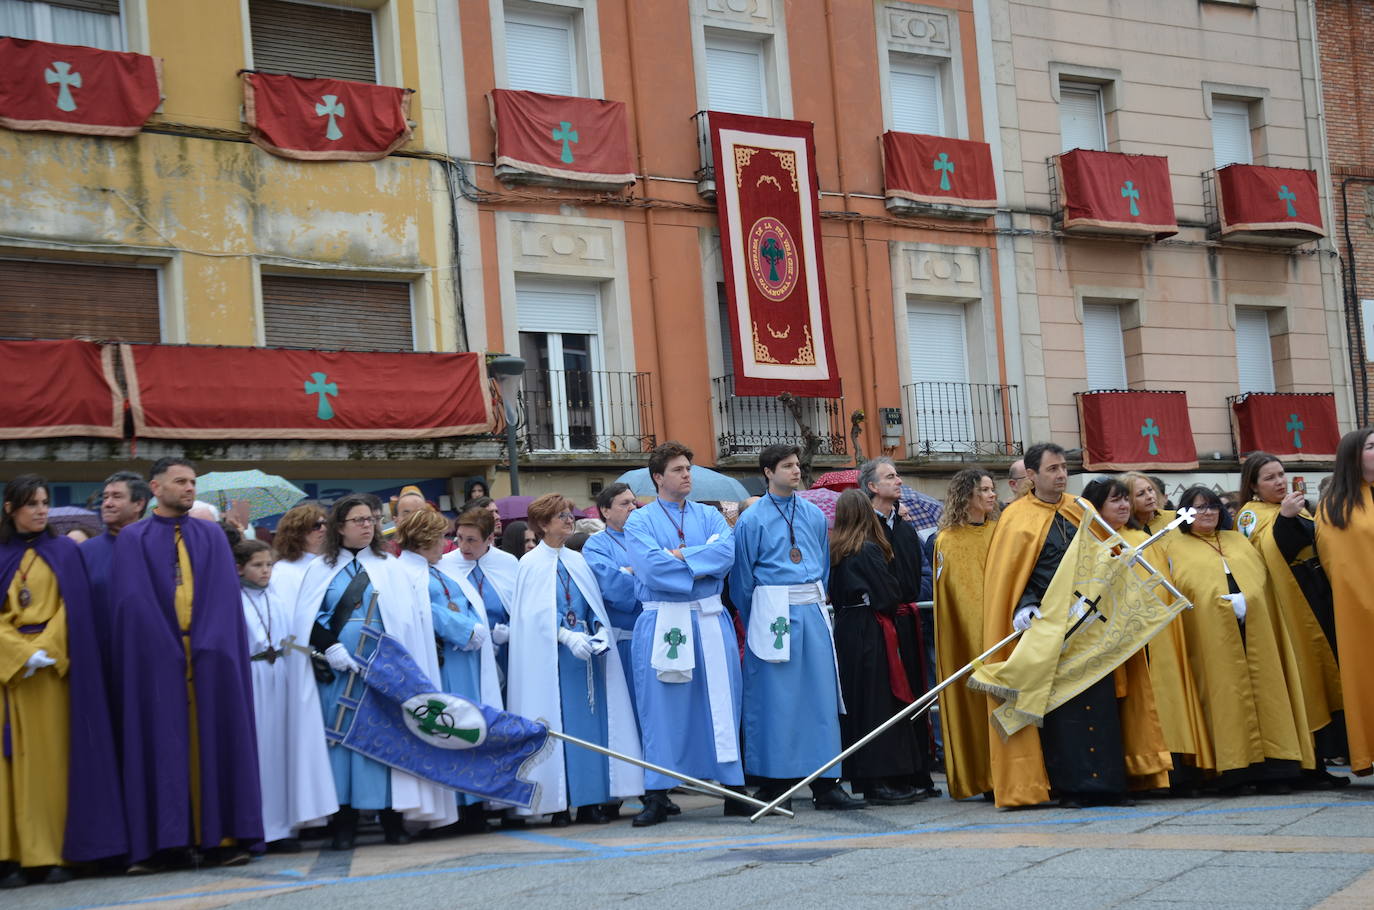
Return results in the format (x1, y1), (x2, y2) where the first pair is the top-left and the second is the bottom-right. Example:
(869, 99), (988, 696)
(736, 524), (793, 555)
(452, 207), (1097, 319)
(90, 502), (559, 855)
(13, 773), (1374, 910)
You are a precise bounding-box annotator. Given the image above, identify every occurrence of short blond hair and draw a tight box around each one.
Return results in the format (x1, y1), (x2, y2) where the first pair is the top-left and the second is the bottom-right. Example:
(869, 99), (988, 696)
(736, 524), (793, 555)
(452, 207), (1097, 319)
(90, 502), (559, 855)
(396, 507), (448, 552)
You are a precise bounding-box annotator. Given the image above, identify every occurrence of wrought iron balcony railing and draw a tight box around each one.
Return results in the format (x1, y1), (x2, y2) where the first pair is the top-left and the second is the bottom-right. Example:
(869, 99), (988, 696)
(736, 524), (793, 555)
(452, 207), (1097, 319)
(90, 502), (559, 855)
(901, 381), (1023, 458)
(518, 369), (655, 454)
(712, 373), (847, 458)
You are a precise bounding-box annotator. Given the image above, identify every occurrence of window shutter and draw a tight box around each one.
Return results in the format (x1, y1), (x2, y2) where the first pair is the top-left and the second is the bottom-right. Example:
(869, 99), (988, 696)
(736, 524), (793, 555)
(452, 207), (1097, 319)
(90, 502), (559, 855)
(261, 275), (412, 351)
(1211, 99), (1253, 168)
(504, 9), (575, 96)
(717, 286), (734, 376)
(1060, 84), (1106, 152)
(705, 34), (766, 117)
(0, 258), (159, 341)
(516, 284), (600, 335)
(1082, 303), (1128, 390)
(249, 0), (376, 84)
(907, 304), (968, 384)
(1234, 308), (1275, 393)
(0, 0), (122, 49)
(889, 55), (943, 136)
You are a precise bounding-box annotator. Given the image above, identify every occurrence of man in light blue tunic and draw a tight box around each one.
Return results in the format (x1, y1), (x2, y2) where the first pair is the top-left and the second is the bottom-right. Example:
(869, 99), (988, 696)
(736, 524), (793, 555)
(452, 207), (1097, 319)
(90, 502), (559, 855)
(730, 445), (866, 812)
(623, 442), (744, 826)
(582, 482), (644, 704)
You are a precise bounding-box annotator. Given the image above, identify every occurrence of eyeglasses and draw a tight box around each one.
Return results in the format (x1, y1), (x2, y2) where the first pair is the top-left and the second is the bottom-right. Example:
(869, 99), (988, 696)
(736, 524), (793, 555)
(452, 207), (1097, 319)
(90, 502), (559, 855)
(1191, 505), (1221, 513)
(312, 520), (328, 530)
(344, 515), (376, 526)
(557, 512), (575, 521)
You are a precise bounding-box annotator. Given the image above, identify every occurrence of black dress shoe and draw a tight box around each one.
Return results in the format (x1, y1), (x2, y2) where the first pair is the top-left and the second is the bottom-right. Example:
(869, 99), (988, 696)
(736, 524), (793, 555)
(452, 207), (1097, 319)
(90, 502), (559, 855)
(330, 807), (359, 851)
(812, 786), (867, 811)
(380, 809), (412, 845)
(42, 866), (73, 885)
(266, 838), (302, 854)
(499, 815), (527, 829)
(666, 798), (682, 816)
(549, 811), (572, 828)
(632, 790), (671, 827)
(919, 787), (942, 799)
(203, 847), (251, 868)
(575, 805), (613, 825)
(0, 866), (26, 889)
(864, 783), (921, 806)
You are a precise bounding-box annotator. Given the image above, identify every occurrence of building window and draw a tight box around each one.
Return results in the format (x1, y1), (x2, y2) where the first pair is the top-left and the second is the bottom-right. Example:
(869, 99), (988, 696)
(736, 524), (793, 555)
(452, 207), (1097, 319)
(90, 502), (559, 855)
(0, 258), (159, 340)
(1060, 82), (1106, 152)
(704, 31), (768, 116)
(888, 53), (943, 136)
(1211, 98), (1253, 168)
(1362, 299), (1374, 363)
(1234, 307), (1276, 392)
(517, 281), (603, 451)
(1082, 302), (1127, 390)
(905, 301), (977, 447)
(261, 274), (413, 350)
(0, 0), (123, 50)
(248, 0), (377, 84)
(504, 4), (577, 95)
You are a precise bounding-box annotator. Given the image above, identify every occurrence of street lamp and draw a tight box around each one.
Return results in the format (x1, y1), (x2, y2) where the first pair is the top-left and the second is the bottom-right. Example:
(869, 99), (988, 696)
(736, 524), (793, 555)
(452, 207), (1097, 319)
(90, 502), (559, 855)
(487, 354), (526, 496)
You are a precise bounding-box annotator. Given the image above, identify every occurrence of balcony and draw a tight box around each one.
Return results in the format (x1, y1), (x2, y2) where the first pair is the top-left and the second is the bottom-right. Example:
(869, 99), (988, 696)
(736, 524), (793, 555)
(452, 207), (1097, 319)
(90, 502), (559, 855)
(712, 373), (847, 458)
(901, 381), (1023, 458)
(518, 369), (654, 455)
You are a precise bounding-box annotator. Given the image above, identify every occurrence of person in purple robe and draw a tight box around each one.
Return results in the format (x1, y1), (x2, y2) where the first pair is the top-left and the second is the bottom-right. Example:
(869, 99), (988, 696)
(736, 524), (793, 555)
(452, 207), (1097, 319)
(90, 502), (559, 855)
(110, 457), (263, 871)
(79, 471), (150, 679)
(0, 474), (126, 886)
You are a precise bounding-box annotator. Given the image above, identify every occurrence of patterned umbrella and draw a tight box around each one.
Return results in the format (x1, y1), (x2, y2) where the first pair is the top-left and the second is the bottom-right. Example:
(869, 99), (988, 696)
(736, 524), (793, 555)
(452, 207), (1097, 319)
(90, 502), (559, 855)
(616, 465), (749, 503)
(48, 505), (103, 537)
(812, 469), (859, 491)
(797, 487), (840, 529)
(195, 470), (308, 522)
(808, 469), (944, 532)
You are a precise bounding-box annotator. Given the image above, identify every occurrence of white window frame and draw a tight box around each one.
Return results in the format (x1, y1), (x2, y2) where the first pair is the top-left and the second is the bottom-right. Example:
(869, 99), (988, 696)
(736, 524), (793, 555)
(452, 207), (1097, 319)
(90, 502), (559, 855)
(876, 3), (966, 138)
(1210, 97), (1254, 168)
(503, 5), (577, 96)
(252, 266), (422, 351)
(515, 278), (608, 453)
(690, 0), (792, 120)
(702, 29), (770, 117)
(887, 52), (945, 136)
(1234, 307), (1276, 393)
(0, 0), (126, 50)
(1362, 299), (1374, 362)
(906, 300), (974, 448)
(1082, 302), (1128, 391)
(489, 0), (603, 98)
(241, 0), (401, 87)
(1059, 81), (1107, 153)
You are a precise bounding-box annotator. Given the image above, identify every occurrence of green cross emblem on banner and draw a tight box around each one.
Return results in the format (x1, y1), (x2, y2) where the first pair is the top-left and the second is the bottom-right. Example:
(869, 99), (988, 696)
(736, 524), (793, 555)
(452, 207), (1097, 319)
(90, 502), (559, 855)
(1278, 185), (1297, 218)
(315, 94), (345, 141)
(304, 372), (338, 420)
(663, 627), (687, 660)
(759, 237), (784, 281)
(410, 699), (481, 743)
(769, 616), (790, 650)
(1141, 417), (1160, 456)
(1121, 180), (1141, 217)
(933, 152), (955, 191)
(552, 121), (579, 164)
(44, 61), (81, 112)
(1287, 413), (1305, 449)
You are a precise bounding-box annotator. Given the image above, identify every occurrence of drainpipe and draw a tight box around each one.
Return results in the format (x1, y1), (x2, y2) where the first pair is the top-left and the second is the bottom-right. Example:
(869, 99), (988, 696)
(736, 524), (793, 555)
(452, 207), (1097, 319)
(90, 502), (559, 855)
(1340, 176), (1372, 424)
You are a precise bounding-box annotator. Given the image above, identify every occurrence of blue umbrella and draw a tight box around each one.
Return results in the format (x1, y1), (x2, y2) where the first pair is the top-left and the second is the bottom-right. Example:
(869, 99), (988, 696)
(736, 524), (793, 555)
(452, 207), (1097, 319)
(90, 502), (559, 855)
(615, 465), (750, 503)
(195, 470), (308, 522)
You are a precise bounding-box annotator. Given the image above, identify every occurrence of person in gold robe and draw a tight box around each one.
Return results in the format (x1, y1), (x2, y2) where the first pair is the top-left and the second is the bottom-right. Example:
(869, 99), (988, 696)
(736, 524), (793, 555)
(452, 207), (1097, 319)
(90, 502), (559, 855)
(1124, 472), (1175, 534)
(931, 468), (998, 801)
(1314, 427), (1374, 779)
(981, 446), (1169, 808)
(1168, 485), (1313, 793)
(1237, 453), (1347, 789)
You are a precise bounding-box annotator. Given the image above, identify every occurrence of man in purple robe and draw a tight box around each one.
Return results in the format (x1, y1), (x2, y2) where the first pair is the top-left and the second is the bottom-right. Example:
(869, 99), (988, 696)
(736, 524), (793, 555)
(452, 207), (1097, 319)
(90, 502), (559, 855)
(110, 457), (263, 870)
(80, 471), (150, 664)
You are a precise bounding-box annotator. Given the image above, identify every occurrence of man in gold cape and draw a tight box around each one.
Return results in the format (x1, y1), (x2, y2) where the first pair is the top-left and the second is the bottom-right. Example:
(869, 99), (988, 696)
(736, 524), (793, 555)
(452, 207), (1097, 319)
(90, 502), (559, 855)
(973, 444), (1171, 807)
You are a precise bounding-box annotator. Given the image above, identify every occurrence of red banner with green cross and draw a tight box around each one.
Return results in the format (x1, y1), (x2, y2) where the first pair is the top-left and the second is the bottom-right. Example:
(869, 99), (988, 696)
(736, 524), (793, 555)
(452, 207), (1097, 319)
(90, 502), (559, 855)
(0, 37), (162, 137)
(1215, 164), (1325, 240)
(1230, 392), (1339, 461)
(1077, 390), (1198, 471)
(242, 72), (413, 162)
(120, 344), (493, 440)
(489, 89), (634, 186)
(1055, 149), (1178, 239)
(881, 131), (997, 209)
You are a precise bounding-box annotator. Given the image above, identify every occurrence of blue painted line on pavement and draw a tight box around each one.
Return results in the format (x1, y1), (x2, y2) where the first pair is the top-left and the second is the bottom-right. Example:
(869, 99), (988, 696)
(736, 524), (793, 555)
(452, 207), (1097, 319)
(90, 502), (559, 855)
(499, 828), (633, 857)
(58, 800), (1369, 910)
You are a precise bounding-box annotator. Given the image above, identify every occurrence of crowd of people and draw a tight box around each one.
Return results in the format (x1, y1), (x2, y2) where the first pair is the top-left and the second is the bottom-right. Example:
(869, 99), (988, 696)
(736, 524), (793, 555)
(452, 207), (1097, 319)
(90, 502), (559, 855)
(3, 429), (1373, 886)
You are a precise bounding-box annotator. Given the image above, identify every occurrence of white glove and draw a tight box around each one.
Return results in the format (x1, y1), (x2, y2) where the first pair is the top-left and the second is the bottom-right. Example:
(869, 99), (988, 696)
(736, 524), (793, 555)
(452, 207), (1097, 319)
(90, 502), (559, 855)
(466, 624), (489, 652)
(1012, 605), (1042, 633)
(23, 648), (57, 678)
(1222, 592), (1247, 623)
(490, 623), (510, 646)
(588, 627), (612, 656)
(557, 627), (595, 661)
(324, 642), (361, 674)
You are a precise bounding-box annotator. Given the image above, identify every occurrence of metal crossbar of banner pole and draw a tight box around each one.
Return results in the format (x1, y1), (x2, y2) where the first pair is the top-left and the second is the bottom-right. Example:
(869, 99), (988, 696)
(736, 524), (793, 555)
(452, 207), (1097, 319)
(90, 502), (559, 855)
(748, 499), (1195, 823)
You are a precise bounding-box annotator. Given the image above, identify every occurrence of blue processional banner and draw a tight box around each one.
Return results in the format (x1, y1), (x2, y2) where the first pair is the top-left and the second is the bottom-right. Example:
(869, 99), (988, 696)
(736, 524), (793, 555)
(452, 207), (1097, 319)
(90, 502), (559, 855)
(327, 631), (550, 808)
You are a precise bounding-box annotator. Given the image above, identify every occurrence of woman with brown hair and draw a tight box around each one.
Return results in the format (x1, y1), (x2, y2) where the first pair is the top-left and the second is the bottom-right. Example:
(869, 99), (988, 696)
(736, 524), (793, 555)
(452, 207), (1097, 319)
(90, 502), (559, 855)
(829, 489), (920, 805)
(1315, 427), (1374, 779)
(930, 468), (998, 801)
(1123, 472), (1175, 534)
(268, 501), (326, 629)
(506, 494), (642, 826)
(1237, 452), (1346, 787)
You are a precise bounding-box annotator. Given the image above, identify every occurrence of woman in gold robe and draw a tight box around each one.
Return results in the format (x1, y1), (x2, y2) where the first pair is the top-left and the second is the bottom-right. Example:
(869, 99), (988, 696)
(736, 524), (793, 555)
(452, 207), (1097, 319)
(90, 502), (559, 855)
(1236, 452), (1346, 788)
(1168, 485), (1313, 792)
(931, 468), (998, 801)
(1315, 427), (1374, 779)
(1124, 472), (1176, 535)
